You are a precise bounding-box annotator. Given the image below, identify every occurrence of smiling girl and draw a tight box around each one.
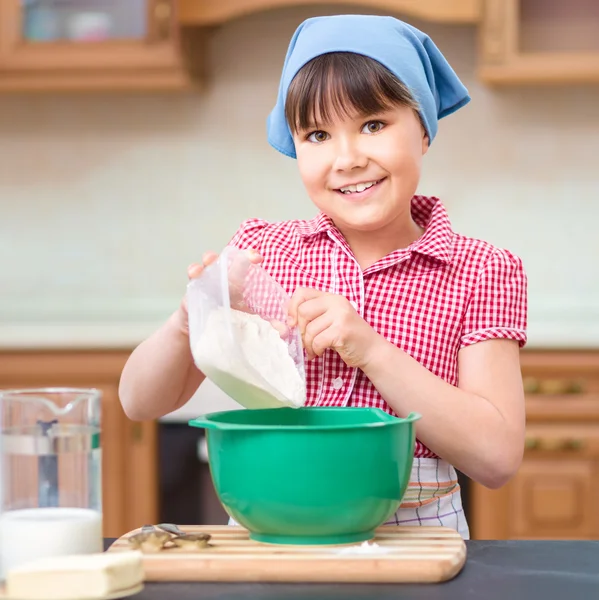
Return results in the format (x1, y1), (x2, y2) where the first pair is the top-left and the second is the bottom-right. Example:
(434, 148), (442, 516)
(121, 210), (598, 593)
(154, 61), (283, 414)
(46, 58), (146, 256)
(119, 15), (528, 539)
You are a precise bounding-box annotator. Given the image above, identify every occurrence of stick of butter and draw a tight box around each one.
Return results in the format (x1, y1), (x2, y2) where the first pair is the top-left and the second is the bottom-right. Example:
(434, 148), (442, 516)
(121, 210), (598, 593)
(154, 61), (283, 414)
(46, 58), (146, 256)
(5, 551), (144, 599)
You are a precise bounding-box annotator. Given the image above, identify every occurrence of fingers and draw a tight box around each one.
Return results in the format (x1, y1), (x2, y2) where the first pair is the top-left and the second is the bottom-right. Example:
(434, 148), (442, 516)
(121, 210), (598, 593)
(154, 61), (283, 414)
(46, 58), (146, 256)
(227, 248), (263, 288)
(302, 313), (332, 360)
(187, 251), (219, 280)
(203, 251), (219, 266)
(269, 319), (290, 340)
(187, 263), (203, 279)
(188, 248), (261, 282)
(295, 300), (327, 351)
(185, 248), (264, 326)
(288, 287), (325, 327)
(247, 248), (263, 264)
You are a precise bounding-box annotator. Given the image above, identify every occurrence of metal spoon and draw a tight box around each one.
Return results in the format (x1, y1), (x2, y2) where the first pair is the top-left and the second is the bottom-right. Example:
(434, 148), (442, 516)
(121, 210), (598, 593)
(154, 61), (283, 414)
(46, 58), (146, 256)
(155, 523), (184, 536)
(156, 523), (211, 548)
(128, 524), (171, 552)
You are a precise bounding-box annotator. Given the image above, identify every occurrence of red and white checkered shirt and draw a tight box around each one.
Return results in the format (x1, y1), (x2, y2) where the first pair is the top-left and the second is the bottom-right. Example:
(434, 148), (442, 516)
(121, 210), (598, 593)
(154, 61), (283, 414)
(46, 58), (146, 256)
(229, 196), (527, 457)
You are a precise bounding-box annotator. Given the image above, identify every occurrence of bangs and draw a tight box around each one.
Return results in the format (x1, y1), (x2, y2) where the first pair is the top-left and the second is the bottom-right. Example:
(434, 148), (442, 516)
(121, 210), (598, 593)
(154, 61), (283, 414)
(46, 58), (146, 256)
(285, 52), (420, 133)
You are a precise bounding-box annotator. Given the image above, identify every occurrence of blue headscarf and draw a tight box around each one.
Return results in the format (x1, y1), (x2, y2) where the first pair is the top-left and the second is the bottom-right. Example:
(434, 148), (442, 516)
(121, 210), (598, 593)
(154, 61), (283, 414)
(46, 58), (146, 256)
(267, 14), (470, 158)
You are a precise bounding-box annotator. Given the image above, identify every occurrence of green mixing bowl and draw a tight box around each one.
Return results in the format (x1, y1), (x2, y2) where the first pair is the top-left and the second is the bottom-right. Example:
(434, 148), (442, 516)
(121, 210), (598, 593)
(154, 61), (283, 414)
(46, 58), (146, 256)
(189, 407), (420, 545)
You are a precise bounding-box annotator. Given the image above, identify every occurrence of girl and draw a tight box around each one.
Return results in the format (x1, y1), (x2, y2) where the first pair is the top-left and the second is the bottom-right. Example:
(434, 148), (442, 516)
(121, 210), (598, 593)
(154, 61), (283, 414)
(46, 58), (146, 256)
(119, 15), (527, 540)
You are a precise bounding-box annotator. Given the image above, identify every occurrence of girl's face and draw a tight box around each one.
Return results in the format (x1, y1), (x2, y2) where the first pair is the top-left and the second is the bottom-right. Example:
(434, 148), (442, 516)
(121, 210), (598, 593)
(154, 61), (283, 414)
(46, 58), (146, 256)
(292, 105), (428, 236)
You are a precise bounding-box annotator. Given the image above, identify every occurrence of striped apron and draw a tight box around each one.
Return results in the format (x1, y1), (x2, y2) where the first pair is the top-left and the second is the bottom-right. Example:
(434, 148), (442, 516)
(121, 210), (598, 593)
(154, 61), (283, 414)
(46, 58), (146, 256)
(384, 457), (470, 539)
(228, 457), (470, 539)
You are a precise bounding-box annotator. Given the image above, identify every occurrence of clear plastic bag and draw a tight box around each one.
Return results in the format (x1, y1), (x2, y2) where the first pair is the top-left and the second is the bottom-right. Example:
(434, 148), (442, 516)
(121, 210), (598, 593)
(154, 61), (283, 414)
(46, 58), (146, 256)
(187, 246), (307, 410)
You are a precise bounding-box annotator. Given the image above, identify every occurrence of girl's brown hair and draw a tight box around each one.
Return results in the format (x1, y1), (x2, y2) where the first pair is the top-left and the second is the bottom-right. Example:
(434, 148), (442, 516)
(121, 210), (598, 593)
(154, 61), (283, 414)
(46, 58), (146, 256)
(285, 52), (421, 134)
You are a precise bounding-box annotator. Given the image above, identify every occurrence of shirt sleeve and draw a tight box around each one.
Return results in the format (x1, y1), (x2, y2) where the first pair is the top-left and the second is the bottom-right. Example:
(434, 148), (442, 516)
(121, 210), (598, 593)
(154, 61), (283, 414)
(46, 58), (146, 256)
(460, 248), (528, 348)
(227, 218), (268, 252)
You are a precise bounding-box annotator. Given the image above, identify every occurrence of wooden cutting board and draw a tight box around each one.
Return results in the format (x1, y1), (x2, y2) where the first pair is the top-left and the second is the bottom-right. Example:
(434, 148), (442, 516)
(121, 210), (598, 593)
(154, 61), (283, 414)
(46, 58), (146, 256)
(107, 525), (466, 583)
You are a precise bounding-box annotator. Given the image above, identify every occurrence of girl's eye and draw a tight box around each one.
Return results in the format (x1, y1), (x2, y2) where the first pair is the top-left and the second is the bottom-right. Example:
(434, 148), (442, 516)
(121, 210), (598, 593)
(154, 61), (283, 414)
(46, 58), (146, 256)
(362, 121), (385, 134)
(307, 130), (329, 143)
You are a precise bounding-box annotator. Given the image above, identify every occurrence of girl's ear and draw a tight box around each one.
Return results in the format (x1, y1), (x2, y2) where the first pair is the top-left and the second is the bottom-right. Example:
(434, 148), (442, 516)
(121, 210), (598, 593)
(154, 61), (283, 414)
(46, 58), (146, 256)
(422, 133), (430, 155)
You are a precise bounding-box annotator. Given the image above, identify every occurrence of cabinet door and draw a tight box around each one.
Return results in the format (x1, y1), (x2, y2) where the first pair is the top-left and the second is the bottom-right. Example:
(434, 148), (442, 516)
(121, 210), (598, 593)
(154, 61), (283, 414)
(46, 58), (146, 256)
(0, 0), (187, 89)
(510, 458), (599, 539)
(471, 423), (599, 539)
(101, 379), (158, 538)
(0, 351), (158, 539)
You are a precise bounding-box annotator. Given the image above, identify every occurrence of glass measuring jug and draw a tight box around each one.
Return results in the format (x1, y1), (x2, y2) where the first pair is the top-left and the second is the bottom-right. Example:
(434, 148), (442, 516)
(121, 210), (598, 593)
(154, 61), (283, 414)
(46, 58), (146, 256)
(0, 388), (103, 578)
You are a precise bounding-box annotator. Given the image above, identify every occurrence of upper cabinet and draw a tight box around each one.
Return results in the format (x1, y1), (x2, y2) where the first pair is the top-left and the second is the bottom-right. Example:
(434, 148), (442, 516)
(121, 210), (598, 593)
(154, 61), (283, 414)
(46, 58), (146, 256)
(1, 0), (598, 90)
(479, 0), (599, 84)
(178, 0), (482, 25)
(0, 0), (191, 91)
(181, 0), (599, 85)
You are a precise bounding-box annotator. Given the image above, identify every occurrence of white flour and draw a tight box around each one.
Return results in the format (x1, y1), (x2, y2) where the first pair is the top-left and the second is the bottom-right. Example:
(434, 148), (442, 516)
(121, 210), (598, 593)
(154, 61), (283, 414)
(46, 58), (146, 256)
(192, 307), (306, 409)
(337, 541), (393, 555)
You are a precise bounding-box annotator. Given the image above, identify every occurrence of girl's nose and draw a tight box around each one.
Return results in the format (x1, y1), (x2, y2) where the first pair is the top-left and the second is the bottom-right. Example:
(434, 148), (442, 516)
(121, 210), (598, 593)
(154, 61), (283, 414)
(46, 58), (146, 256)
(333, 139), (368, 172)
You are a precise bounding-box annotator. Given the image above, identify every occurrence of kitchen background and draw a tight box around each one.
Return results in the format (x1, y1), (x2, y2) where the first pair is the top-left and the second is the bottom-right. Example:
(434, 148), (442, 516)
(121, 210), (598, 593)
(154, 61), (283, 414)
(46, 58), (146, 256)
(1, 0), (598, 541)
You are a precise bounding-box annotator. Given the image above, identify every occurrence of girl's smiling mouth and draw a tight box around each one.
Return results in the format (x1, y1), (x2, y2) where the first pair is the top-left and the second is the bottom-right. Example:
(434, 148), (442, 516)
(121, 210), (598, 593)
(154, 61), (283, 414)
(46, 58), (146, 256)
(335, 177), (387, 198)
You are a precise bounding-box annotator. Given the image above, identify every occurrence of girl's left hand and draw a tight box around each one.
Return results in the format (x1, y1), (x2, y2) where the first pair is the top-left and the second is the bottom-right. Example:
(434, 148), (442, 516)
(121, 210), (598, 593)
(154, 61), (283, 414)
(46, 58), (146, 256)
(287, 287), (382, 369)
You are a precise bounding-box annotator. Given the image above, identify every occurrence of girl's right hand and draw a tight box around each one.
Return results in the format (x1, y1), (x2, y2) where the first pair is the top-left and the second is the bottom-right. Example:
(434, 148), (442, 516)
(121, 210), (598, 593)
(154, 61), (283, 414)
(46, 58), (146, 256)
(187, 251), (219, 282)
(175, 249), (263, 336)
(175, 252), (219, 336)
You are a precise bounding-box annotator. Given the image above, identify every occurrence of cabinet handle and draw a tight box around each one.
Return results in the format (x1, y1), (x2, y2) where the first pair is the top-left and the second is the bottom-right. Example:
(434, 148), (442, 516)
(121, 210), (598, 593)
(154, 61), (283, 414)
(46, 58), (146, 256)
(131, 423), (143, 443)
(154, 1), (172, 40)
(524, 437), (537, 450)
(564, 438), (585, 451)
(523, 377), (585, 395)
(525, 437), (585, 451)
(523, 377), (540, 394)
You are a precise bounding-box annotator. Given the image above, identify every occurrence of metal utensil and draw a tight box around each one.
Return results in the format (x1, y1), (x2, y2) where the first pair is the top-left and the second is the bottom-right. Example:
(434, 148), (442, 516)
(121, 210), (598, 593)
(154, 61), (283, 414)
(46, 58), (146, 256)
(157, 523), (212, 548)
(128, 524), (171, 552)
(155, 523), (184, 536)
(128, 524), (212, 552)
(170, 533), (211, 549)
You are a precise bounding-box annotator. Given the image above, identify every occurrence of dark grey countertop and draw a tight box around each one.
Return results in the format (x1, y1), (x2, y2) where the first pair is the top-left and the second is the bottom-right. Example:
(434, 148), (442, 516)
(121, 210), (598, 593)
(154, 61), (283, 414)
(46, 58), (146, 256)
(105, 539), (599, 599)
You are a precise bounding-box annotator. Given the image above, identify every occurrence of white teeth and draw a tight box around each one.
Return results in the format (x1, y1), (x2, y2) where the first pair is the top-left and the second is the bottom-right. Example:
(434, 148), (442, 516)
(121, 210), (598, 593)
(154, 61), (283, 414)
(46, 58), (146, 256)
(340, 180), (378, 194)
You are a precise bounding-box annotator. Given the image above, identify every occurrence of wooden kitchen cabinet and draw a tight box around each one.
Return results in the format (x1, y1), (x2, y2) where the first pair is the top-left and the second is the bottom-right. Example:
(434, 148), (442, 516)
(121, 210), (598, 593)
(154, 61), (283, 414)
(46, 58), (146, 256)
(0, 350), (158, 539)
(178, 0), (482, 25)
(471, 351), (599, 540)
(479, 0), (599, 84)
(0, 0), (192, 91)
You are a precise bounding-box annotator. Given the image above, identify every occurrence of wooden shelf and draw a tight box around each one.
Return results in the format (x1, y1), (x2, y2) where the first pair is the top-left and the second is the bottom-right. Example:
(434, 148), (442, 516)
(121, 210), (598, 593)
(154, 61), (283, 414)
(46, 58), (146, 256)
(1, 0), (598, 89)
(479, 0), (599, 84)
(178, 0), (482, 26)
(0, 0), (193, 92)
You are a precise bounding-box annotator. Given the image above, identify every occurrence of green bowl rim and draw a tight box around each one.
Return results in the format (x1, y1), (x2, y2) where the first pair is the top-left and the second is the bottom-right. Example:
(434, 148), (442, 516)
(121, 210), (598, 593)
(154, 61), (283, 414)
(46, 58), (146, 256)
(188, 407), (421, 431)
